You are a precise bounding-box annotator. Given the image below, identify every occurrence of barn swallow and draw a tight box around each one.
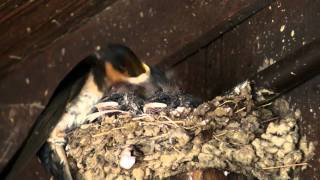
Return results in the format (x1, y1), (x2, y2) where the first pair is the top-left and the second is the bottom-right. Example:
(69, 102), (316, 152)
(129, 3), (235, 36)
(2, 44), (167, 180)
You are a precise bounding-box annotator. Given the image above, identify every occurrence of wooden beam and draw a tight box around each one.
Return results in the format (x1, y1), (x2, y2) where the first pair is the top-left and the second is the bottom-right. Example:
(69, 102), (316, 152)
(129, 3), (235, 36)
(0, 0), (117, 77)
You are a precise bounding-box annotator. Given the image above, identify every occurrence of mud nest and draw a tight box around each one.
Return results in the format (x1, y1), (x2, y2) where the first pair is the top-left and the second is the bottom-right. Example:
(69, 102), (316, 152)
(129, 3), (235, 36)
(65, 82), (314, 180)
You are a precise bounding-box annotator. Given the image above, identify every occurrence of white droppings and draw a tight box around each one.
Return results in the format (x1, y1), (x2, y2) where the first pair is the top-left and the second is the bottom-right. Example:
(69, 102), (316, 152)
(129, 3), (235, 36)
(95, 46), (101, 51)
(51, 19), (61, 26)
(120, 146), (136, 169)
(310, 109), (313, 113)
(290, 72), (296, 75)
(25, 78), (30, 85)
(258, 58), (275, 72)
(26, 27), (32, 33)
(61, 48), (66, 56)
(302, 41), (306, 45)
(223, 171), (230, 176)
(290, 30), (295, 37)
(268, 6), (272, 10)
(280, 25), (286, 32)
(9, 55), (22, 60)
(139, 11), (144, 18)
(44, 89), (49, 97)
(277, 2), (282, 8)
(271, 19), (274, 23)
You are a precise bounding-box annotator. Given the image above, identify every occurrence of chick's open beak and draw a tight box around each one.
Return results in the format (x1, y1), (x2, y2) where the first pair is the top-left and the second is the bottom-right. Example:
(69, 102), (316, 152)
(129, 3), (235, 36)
(105, 62), (151, 86)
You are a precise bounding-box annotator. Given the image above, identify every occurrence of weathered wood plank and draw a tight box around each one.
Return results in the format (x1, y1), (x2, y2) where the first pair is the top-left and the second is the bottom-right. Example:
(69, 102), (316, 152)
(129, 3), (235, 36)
(0, 0), (117, 77)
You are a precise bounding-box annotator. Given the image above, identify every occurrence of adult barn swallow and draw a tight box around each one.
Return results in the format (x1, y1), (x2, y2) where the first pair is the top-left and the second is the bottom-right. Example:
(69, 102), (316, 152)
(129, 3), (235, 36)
(2, 44), (165, 180)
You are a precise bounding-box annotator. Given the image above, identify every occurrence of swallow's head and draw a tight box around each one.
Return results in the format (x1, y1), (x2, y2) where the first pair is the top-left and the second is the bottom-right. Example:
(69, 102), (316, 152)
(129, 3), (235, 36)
(95, 43), (151, 86)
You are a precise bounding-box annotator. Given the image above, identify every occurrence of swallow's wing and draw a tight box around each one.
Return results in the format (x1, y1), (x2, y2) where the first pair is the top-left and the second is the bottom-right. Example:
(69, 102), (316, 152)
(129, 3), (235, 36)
(2, 57), (96, 179)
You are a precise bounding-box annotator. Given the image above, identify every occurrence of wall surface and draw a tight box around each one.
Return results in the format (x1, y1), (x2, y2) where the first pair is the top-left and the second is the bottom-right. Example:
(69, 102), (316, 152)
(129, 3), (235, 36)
(170, 0), (320, 179)
(1, 0), (319, 179)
